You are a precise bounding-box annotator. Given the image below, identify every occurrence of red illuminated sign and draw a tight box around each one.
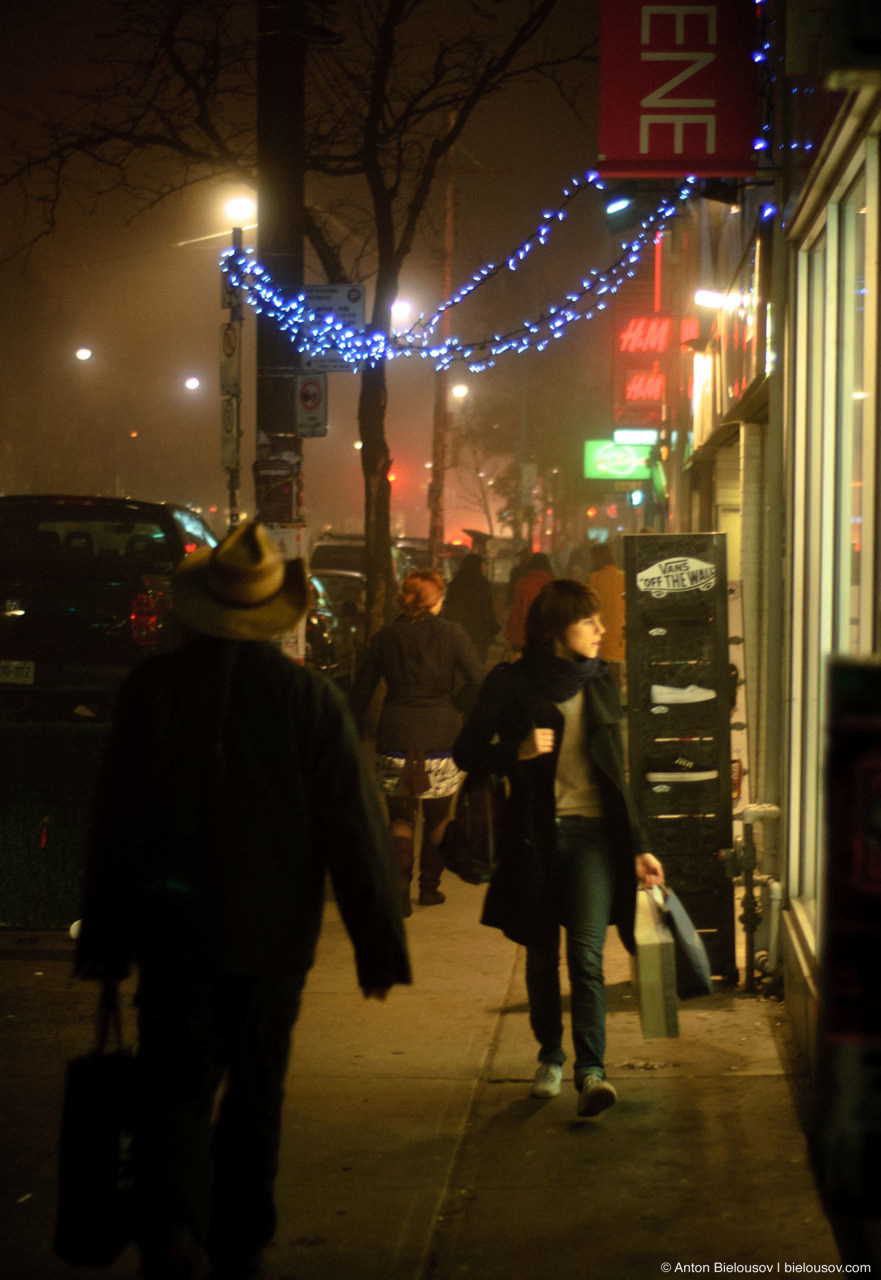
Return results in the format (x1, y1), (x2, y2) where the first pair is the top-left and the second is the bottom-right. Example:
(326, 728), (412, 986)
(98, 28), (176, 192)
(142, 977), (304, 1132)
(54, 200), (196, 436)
(619, 316), (672, 354)
(625, 370), (667, 402)
(598, 2), (757, 177)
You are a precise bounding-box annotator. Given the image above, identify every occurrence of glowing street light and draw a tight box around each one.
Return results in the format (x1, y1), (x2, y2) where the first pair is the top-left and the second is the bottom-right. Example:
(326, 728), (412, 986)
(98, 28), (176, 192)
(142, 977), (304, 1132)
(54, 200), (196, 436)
(75, 347), (93, 361)
(391, 298), (413, 331)
(224, 195), (257, 226)
(184, 376), (201, 391)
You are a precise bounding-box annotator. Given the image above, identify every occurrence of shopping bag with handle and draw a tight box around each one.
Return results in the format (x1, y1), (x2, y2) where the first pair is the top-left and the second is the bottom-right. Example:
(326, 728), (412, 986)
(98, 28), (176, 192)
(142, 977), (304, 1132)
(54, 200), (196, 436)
(54, 983), (137, 1267)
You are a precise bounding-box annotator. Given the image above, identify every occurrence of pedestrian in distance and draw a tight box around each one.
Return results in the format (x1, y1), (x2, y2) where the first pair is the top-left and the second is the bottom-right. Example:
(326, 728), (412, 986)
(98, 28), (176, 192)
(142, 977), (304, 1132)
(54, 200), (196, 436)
(453, 578), (664, 1119)
(585, 540), (627, 689)
(350, 569), (485, 917)
(442, 551), (499, 665)
(75, 520), (411, 1280)
(505, 545), (532, 604)
(504, 551), (553, 653)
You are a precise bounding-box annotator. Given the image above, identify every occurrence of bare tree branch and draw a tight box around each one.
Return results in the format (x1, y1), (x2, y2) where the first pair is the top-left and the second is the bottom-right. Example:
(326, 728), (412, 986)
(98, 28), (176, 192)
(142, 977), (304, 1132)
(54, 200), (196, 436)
(0, 0), (594, 622)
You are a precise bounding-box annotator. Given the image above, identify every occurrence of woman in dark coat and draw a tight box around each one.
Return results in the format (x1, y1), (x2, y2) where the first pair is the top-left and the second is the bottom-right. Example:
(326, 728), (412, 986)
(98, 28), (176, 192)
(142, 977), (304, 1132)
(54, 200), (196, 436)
(351, 569), (484, 915)
(453, 579), (663, 1118)
(442, 552), (498, 664)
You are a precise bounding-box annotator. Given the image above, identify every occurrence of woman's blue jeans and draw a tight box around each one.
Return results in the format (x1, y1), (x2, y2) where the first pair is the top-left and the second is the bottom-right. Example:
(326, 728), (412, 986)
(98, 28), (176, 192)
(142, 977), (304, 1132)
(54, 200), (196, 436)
(525, 816), (615, 1087)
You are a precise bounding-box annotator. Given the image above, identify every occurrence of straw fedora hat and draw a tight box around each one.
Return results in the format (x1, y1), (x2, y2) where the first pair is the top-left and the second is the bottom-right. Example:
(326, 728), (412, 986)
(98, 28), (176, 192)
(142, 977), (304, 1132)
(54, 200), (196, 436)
(173, 520), (308, 641)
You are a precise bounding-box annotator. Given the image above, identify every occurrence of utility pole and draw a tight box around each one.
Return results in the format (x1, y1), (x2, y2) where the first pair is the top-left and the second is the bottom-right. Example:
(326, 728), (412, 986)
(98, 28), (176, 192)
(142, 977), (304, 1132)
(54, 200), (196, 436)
(428, 146), (455, 569)
(221, 225), (244, 528)
(254, 0), (306, 525)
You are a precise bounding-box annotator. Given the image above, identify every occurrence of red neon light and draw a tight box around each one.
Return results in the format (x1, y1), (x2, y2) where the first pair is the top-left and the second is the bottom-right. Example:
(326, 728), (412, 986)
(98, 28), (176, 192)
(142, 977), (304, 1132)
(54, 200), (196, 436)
(654, 230), (663, 314)
(624, 372), (666, 402)
(619, 316), (672, 354)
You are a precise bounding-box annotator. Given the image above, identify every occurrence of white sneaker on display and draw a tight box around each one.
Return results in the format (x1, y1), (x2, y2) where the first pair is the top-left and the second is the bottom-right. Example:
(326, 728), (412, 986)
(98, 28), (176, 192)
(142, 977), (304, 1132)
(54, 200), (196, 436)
(646, 768), (719, 783)
(531, 1063), (563, 1098)
(650, 684), (716, 704)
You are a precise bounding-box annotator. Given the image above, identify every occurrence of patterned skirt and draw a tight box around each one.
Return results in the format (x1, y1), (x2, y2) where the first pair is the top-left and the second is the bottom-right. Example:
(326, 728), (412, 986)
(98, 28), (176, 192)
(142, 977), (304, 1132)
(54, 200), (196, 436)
(375, 750), (464, 800)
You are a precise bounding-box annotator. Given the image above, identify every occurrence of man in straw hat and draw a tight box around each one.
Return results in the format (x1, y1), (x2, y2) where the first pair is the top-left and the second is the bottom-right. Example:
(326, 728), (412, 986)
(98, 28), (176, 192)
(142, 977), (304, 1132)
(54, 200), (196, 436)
(75, 520), (411, 1280)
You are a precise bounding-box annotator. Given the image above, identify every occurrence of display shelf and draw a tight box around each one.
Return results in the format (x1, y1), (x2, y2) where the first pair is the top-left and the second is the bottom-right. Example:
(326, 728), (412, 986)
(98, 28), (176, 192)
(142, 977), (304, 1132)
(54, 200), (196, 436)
(624, 532), (735, 980)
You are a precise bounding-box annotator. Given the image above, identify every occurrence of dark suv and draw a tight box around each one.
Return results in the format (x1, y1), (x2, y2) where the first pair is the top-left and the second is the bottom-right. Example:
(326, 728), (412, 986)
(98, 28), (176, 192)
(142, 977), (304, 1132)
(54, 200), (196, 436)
(0, 495), (217, 723)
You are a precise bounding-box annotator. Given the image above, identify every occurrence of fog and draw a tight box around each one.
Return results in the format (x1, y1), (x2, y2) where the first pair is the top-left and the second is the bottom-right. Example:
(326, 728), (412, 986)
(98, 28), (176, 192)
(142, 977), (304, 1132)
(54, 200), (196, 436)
(1, 0), (616, 544)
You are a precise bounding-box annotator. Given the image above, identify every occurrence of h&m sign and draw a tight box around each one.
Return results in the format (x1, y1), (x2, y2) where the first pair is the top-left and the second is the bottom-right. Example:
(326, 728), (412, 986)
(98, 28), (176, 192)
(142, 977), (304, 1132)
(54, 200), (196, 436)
(598, 3), (757, 177)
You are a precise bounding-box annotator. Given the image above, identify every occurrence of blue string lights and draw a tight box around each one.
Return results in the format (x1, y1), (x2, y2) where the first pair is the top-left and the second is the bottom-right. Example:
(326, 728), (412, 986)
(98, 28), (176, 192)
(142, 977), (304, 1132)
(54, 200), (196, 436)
(220, 172), (699, 374)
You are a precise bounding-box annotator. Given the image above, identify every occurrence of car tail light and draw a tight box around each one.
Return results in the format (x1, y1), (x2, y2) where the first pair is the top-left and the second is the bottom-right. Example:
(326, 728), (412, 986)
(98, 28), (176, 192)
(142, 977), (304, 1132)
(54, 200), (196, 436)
(130, 593), (159, 646)
(130, 574), (172, 648)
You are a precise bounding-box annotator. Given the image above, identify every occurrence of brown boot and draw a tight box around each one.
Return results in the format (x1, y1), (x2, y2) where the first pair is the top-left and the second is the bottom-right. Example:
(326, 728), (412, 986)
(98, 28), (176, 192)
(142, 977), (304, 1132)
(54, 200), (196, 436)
(418, 888), (446, 907)
(418, 830), (446, 906)
(393, 834), (414, 917)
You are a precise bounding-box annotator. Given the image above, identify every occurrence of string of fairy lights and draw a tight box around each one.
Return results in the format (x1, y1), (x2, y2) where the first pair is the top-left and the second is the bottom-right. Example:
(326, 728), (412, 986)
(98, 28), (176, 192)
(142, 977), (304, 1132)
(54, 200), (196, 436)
(219, 172), (700, 375)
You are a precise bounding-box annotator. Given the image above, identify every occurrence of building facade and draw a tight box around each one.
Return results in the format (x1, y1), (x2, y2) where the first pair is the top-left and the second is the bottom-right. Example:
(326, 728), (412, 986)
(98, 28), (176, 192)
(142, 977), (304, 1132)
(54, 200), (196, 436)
(660, 2), (881, 1070)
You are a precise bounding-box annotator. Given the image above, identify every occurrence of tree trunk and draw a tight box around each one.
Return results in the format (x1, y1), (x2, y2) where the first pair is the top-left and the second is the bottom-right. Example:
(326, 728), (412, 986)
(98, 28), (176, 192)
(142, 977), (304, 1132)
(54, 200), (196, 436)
(358, 359), (396, 633)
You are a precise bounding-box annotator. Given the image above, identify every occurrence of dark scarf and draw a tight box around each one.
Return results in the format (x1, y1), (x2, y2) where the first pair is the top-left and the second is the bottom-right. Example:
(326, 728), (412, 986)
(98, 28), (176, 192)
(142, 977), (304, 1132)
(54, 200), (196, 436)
(520, 647), (607, 703)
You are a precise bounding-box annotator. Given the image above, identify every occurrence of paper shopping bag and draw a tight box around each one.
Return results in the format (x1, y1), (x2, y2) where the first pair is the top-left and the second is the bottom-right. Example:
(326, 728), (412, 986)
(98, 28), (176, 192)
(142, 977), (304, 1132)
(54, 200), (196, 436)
(631, 885), (679, 1039)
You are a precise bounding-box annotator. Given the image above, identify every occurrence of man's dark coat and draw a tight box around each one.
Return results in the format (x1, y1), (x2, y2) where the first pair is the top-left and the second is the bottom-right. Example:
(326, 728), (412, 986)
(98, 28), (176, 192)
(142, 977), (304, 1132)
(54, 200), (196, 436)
(76, 638), (410, 991)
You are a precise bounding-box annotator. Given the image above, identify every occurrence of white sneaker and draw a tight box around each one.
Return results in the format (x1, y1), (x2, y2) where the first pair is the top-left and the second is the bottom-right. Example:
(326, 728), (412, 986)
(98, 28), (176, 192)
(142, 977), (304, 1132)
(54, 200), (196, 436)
(531, 1063), (563, 1098)
(577, 1074), (617, 1117)
(650, 683), (716, 704)
(646, 768), (719, 783)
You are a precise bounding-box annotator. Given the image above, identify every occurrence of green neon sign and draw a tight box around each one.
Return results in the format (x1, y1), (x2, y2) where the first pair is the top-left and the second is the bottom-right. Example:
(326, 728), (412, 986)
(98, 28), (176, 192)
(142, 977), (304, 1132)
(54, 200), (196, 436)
(583, 440), (652, 480)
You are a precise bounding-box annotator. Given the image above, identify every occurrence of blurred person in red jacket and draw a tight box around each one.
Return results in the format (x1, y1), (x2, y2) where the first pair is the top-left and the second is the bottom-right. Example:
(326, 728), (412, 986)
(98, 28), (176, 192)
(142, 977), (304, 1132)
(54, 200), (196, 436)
(505, 552), (553, 652)
(586, 541), (626, 688)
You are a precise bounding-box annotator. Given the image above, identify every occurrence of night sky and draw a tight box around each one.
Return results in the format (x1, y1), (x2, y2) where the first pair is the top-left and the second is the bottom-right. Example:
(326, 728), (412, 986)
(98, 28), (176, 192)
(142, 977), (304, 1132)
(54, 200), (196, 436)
(1, 0), (616, 544)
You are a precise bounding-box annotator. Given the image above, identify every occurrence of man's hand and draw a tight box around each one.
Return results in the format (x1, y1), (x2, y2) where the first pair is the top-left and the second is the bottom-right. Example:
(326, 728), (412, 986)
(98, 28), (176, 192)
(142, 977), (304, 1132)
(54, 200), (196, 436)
(517, 727), (555, 760)
(363, 988), (390, 1001)
(635, 853), (665, 887)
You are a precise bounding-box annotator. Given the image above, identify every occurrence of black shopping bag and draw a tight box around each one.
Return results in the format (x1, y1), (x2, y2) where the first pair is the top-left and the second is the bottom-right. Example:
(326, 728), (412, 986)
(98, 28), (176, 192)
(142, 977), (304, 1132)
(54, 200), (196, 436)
(439, 773), (507, 885)
(54, 988), (137, 1267)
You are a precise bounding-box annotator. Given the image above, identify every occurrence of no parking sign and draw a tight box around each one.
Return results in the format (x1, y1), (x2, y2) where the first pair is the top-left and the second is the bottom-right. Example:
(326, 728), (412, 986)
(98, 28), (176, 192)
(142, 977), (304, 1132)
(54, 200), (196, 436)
(295, 373), (327, 437)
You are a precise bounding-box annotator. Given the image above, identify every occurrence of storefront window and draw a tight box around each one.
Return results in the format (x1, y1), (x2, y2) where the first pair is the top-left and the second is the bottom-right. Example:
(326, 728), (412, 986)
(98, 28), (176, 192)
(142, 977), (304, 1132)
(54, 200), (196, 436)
(836, 172), (867, 653)
(796, 233), (829, 917)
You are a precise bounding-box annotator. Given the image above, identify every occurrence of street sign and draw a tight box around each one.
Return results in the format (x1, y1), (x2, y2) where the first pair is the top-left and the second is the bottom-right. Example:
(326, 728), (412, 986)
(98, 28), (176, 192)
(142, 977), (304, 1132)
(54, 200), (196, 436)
(264, 523), (310, 664)
(221, 395), (239, 470)
(301, 284), (365, 373)
(295, 372), (328, 437)
(219, 321), (242, 396)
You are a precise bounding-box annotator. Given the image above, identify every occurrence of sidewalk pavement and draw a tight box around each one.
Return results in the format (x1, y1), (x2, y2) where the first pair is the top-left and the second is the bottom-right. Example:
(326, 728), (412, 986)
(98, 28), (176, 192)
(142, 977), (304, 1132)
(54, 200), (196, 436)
(2, 875), (843, 1280)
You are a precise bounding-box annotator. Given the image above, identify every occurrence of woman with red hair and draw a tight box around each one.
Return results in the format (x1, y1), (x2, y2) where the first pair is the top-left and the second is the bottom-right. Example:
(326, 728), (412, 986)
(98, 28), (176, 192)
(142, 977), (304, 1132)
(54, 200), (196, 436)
(351, 570), (484, 915)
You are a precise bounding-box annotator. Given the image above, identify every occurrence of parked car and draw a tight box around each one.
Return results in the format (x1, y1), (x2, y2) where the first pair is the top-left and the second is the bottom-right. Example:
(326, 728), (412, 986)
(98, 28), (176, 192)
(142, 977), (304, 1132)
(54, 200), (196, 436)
(311, 570), (368, 687)
(0, 494), (217, 722)
(304, 575), (341, 681)
(394, 536), (466, 582)
(310, 533), (368, 575)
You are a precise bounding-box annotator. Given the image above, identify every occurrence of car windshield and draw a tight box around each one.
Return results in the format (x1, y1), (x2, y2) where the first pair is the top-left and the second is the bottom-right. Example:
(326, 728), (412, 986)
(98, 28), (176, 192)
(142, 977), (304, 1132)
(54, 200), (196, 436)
(0, 503), (175, 566)
(313, 573), (366, 612)
(310, 543), (367, 573)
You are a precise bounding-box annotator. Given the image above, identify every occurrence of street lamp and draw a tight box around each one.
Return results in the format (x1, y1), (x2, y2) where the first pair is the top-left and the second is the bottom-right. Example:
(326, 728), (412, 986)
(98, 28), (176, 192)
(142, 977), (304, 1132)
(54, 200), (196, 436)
(391, 298), (413, 333)
(225, 195), (257, 227)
